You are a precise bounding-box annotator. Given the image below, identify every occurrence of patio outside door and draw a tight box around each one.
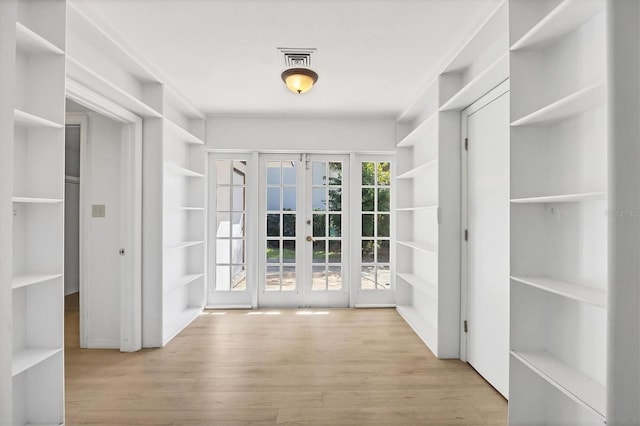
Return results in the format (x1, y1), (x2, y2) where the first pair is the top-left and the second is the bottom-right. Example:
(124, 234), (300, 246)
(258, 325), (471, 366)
(258, 154), (349, 307)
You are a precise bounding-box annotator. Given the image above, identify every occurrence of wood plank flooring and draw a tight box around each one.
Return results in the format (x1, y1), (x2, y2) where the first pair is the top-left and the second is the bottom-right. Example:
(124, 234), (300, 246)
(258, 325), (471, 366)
(64, 298), (507, 425)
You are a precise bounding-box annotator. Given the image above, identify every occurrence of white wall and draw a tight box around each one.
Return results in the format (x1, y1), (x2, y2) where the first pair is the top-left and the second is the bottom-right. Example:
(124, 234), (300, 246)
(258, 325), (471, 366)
(206, 116), (396, 152)
(85, 112), (123, 347)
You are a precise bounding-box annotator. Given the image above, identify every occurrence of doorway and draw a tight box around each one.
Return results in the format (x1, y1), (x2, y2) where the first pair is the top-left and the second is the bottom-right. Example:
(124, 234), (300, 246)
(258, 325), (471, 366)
(258, 154), (350, 308)
(64, 95), (142, 352)
(462, 81), (510, 397)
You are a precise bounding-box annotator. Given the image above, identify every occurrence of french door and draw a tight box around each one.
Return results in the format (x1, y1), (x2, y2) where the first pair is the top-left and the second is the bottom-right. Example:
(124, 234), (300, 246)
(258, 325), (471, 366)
(258, 154), (349, 307)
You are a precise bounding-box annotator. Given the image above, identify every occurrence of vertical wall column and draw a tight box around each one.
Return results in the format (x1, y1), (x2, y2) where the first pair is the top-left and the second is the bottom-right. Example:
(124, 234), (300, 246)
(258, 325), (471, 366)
(606, 0), (640, 423)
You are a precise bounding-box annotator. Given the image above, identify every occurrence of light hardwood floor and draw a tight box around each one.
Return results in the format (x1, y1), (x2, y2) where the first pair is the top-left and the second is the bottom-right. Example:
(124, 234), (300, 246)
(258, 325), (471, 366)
(64, 296), (507, 425)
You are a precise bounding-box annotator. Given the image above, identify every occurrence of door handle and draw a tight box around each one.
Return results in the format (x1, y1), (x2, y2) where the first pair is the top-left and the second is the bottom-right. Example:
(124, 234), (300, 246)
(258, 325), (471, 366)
(306, 236), (315, 242)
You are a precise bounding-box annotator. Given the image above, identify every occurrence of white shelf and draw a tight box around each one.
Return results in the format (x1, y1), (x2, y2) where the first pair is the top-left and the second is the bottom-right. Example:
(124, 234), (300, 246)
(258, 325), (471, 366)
(396, 159), (438, 180)
(396, 205), (438, 212)
(12, 196), (63, 204)
(511, 1), (605, 51)
(12, 274), (62, 290)
(440, 52), (509, 111)
(165, 164), (205, 178)
(511, 275), (606, 308)
(396, 305), (437, 353)
(12, 348), (62, 376)
(14, 109), (63, 129)
(165, 240), (204, 250)
(397, 111), (437, 147)
(15, 22), (64, 56)
(397, 272), (437, 299)
(165, 118), (204, 145)
(396, 240), (437, 254)
(166, 274), (204, 294)
(511, 83), (606, 127)
(511, 350), (606, 420)
(511, 192), (606, 204)
(163, 307), (202, 345)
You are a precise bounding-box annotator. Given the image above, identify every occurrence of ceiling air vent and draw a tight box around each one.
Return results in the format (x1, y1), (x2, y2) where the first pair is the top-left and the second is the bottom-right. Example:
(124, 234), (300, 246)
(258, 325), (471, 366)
(278, 47), (316, 68)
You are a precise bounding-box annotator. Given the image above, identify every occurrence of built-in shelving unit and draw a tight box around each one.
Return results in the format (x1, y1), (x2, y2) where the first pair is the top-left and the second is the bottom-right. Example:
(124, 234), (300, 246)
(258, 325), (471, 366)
(395, 79), (460, 359)
(394, 0), (507, 361)
(143, 88), (206, 347)
(0, 1), (67, 424)
(508, 1), (608, 423)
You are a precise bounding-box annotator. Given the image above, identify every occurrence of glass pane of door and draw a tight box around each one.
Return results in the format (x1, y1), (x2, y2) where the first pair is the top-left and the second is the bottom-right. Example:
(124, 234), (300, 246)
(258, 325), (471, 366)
(265, 160), (298, 291)
(360, 161), (391, 290)
(304, 156), (349, 307)
(310, 161), (343, 291)
(215, 160), (247, 291)
(259, 155), (303, 307)
(207, 155), (253, 308)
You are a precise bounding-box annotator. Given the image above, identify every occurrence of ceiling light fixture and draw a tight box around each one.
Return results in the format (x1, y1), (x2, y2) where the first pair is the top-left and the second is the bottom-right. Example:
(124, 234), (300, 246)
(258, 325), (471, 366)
(281, 68), (318, 94)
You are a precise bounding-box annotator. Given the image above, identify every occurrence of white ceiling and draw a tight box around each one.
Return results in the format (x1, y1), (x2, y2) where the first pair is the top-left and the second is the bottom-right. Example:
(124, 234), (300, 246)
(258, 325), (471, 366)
(74, 0), (501, 118)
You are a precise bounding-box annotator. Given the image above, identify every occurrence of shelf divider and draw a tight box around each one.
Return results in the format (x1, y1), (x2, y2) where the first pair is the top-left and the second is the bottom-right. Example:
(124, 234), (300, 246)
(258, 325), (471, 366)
(511, 275), (606, 308)
(164, 118), (204, 145)
(396, 240), (437, 254)
(510, 1), (605, 51)
(396, 159), (438, 180)
(14, 109), (64, 129)
(511, 83), (606, 127)
(12, 348), (62, 377)
(12, 196), (63, 204)
(165, 164), (205, 178)
(12, 274), (62, 290)
(15, 22), (65, 55)
(164, 240), (204, 250)
(511, 350), (606, 421)
(397, 111), (438, 147)
(397, 272), (437, 299)
(511, 192), (606, 204)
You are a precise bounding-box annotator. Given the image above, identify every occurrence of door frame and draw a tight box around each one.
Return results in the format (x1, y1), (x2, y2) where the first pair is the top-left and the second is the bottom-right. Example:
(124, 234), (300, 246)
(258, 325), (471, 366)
(460, 79), (510, 362)
(66, 80), (143, 352)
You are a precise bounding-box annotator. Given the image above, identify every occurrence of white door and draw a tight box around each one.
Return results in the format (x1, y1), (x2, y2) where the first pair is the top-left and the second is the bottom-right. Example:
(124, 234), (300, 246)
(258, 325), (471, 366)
(258, 154), (349, 308)
(464, 85), (510, 397)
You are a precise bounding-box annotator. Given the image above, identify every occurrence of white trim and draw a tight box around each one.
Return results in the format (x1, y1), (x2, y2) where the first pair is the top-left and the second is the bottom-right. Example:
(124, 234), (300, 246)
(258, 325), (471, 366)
(85, 338), (120, 349)
(354, 304), (396, 308)
(66, 80), (143, 353)
(205, 305), (253, 310)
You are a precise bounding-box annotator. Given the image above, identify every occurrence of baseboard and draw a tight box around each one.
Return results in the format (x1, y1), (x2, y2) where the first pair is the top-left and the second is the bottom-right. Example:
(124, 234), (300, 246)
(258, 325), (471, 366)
(86, 338), (119, 349)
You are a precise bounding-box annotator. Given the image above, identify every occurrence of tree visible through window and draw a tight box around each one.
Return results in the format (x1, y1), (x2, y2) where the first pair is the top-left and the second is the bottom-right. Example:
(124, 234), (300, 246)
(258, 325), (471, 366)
(361, 161), (391, 290)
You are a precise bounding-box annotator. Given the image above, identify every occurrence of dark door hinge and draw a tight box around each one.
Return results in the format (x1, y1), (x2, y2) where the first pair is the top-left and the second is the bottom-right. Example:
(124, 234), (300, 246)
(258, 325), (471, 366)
(465, 138), (468, 151)
(464, 229), (468, 241)
(464, 320), (468, 333)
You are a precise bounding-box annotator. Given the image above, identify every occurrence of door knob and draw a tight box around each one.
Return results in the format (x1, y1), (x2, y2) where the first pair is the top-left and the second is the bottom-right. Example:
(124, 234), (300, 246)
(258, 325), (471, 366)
(306, 236), (314, 242)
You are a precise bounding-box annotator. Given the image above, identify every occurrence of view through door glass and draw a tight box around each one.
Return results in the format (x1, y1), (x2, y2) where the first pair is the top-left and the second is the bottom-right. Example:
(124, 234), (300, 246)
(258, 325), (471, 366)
(306, 157), (348, 307)
(266, 159), (298, 292)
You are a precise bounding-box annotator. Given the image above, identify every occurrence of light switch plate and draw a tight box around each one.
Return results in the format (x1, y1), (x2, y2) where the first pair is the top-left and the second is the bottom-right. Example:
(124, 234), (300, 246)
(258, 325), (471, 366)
(92, 204), (106, 218)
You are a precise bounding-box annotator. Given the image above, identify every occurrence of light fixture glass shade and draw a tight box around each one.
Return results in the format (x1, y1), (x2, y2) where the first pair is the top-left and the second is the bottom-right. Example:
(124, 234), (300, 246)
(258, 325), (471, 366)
(281, 68), (318, 94)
